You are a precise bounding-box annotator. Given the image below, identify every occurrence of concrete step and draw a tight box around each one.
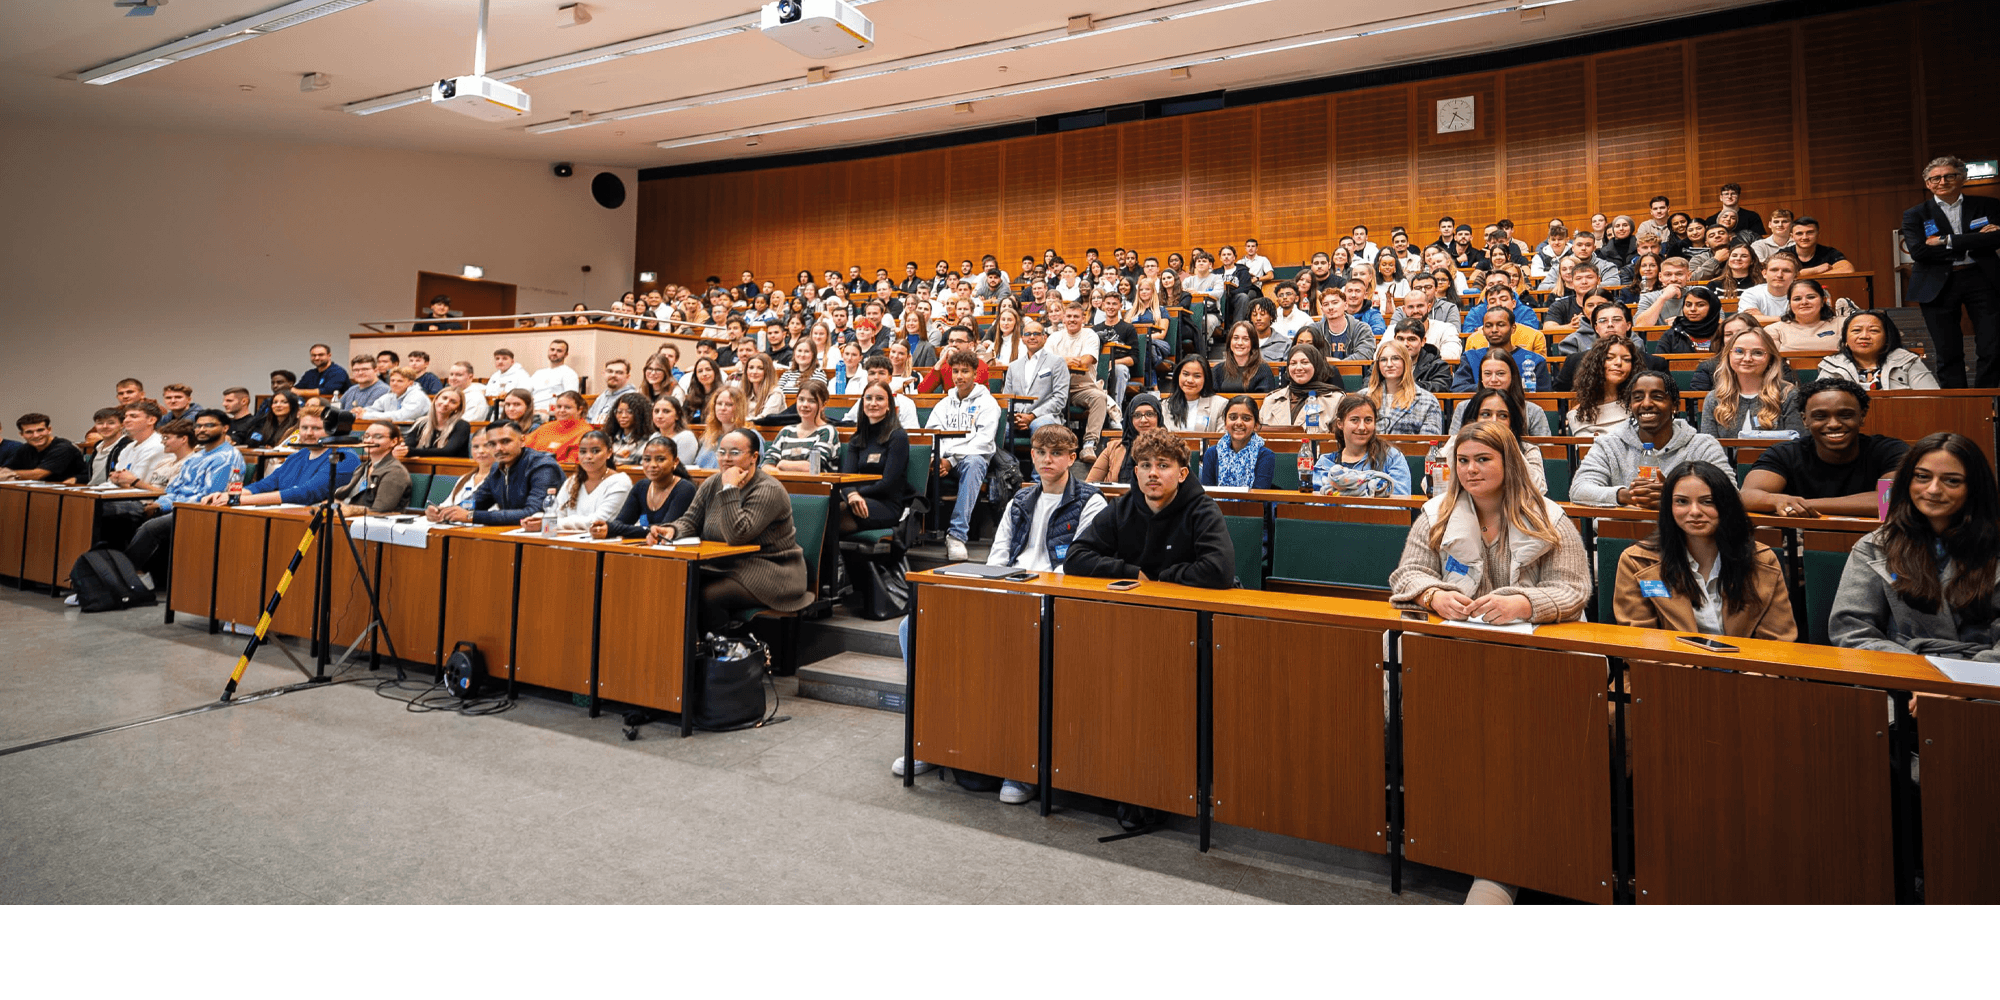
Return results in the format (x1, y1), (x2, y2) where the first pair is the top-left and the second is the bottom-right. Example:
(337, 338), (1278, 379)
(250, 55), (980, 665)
(796, 651), (907, 713)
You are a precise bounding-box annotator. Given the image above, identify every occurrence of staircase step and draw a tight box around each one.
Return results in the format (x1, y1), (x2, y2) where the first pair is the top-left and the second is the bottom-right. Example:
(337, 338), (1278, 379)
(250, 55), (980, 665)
(796, 652), (907, 713)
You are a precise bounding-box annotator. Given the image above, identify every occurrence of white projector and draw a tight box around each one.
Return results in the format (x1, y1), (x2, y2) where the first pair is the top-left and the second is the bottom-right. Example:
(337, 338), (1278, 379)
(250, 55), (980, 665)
(759, 0), (873, 59)
(431, 75), (531, 121)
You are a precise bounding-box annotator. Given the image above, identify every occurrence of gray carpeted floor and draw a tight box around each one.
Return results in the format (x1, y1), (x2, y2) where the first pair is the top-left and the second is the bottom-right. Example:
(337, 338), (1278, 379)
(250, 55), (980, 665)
(0, 589), (1463, 905)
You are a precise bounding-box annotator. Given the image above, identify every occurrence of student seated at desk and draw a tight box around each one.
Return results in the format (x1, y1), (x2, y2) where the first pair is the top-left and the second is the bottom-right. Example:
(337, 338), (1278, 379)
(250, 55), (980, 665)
(1739, 378), (1909, 518)
(1613, 461), (1796, 641)
(0, 413), (85, 483)
(649, 396), (701, 471)
(202, 411), (353, 508)
(891, 425), (1108, 798)
(243, 391), (300, 450)
(593, 435), (695, 539)
(1085, 393), (1162, 487)
(1435, 388), (1548, 494)
(1065, 428), (1235, 589)
(835, 383), (912, 534)
(443, 428), (495, 507)
(928, 349), (1002, 561)
(496, 388), (543, 437)
(680, 357), (725, 423)
(425, 421), (563, 526)
(1212, 322), (1281, 393)
(1698, 326), (1803, 439)
(1363, 341), (1443, 435)
(1571, 371), (1727, 508)
(400, 387), (469, 459)
(83, 407), (127, 486)
(836, 355), (920, 428)
(649, 429), (813, 636)
(1313, 394), (1410, 496)
(1817, 310), (1939, 390)
(1200, 395), (1276, 490)
(524, 430), (630, 534)
(333, 420), (413, 517)
(1259, 345), (1341, 428)
(108, 401), (169, 489)
(365, 367), (430, 423)
(1161, 354), (1227, 433)
(603, 394), (652, 466)
(1564, 336), (1637, 438)
(694, 385), (751, 470)
(525, 390), (590, 463)
(1830, 433), (1999, 661)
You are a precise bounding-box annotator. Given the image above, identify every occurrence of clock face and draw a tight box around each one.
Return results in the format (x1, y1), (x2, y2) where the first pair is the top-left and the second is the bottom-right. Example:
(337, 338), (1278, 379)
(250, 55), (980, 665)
(1437, 96), (1475, 134)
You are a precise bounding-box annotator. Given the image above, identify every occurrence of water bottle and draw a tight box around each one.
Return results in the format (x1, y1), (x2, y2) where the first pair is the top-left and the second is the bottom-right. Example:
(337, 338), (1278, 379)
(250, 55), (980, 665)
(1637, 442), (1659, 485)
(1302, 392), (1321, 432)
(1522, 359), (1537, 393)
(542, 488), (559, 537)
(227, 467), (243, 502)
(1296, 437), (1315, 493)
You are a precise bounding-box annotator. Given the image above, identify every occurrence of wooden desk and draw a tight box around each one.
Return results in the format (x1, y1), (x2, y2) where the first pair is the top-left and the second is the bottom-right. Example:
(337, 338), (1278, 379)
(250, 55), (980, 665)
(0, 483), (152, 591)
(907, 569), (1994, 902)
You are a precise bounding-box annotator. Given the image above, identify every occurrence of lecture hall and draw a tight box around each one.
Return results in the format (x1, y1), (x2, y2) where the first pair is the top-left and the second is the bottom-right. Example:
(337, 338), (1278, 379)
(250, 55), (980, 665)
(4, 0), (1998, 933)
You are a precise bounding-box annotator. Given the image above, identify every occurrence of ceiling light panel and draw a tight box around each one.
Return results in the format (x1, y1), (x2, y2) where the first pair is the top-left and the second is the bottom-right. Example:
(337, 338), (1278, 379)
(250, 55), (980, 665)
(77, 0), (376, 85)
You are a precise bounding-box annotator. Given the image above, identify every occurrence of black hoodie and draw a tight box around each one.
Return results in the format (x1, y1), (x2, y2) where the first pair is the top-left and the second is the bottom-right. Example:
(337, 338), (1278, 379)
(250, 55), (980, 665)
(1064, 475), (1236, 589)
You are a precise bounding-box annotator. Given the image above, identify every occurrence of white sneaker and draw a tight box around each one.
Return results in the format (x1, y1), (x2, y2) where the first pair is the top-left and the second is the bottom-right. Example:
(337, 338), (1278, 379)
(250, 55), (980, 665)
(891, 756), (936, 777)
(136, 571), (155, 591)
(63, 593), (80, 606)
(999, 780), (1037, 804)
(945, 537), (968, 561)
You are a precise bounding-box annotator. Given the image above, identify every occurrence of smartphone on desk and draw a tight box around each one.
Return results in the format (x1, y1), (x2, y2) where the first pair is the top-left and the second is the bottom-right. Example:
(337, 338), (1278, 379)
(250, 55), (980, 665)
(1003, 570), (1037, 582)
(1107, 579), (1141, 591)
(1675, 635), (1739, 653)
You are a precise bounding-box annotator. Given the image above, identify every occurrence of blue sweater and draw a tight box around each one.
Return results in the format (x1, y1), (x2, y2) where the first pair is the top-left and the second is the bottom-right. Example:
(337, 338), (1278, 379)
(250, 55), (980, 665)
(461, 449), (565, 525)
(245, 447), (355, 505)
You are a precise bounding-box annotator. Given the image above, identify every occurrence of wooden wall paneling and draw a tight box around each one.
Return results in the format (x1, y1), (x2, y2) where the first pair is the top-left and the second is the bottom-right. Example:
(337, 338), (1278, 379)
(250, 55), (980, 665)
(1332, 88), (1412, 239)
(1692, 25), (1798, 206)
(1059, 129), (1119, 257)
(1119, 117), (1188, 261)
(846, 157), (899, 278)
(1919, 0), (2000, 165)
(897, 149), (950, 268)
(1917, 696), (2000, 904)
(1593, 42), (1690, 218)
(1185, 107), (1255, 251)
(1803, 8), (1917, 196)
(947, 144), (1002, 265)
(675, 175), (715, 287)
(1252, 98), (1328, 264)
(1415, 78), (1498, 243)
(999, 133), (1063, 260)
(711, 173), (758, 278)
(1503, 59), (1593, 236)
(750, 167), (802, 280)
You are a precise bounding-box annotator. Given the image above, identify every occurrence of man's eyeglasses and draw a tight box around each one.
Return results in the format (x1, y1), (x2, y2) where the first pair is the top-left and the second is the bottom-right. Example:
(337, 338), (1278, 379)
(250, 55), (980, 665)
(1926, 172), (1964, 183)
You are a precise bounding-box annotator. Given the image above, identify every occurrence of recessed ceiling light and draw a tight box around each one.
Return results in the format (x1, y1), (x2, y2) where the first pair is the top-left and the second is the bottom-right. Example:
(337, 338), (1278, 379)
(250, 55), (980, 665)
(745, 140), (759, 146)
(239, 84), (256, 92)
(997, 65), (1008, 73)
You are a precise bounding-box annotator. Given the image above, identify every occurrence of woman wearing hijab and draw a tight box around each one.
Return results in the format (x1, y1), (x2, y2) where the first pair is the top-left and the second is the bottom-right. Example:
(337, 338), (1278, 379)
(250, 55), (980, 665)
(1086, 392), (1162, 486)
(1652, 284), (1722, 355)
(1260, 344), (1343, 428)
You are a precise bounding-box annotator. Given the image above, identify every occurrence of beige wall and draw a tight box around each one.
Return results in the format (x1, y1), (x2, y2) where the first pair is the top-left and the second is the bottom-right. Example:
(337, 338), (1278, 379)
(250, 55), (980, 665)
(0, 120), (637, 439)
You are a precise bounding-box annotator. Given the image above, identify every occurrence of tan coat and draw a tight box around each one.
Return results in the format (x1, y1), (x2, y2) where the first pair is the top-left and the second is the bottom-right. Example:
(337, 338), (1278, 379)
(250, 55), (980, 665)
(1612, 543), (1796, 641)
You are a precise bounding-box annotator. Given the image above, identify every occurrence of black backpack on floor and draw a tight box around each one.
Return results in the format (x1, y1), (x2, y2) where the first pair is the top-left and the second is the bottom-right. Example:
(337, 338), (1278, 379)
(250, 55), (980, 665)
(70, 548), (156, 613)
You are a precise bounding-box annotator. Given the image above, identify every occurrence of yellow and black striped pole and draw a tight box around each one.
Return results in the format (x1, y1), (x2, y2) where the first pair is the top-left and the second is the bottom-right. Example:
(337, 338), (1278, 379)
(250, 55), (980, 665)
(219, 508), (323, 702)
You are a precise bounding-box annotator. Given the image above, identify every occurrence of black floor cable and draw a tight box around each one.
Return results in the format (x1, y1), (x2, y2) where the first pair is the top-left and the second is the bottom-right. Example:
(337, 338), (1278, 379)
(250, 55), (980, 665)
(371, 676), (516, 717)
(0, 674), (377, 758)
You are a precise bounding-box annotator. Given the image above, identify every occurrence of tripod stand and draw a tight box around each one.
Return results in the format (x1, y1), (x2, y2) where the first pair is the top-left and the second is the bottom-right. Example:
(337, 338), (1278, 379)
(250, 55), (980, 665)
(219, 452), (402, 702)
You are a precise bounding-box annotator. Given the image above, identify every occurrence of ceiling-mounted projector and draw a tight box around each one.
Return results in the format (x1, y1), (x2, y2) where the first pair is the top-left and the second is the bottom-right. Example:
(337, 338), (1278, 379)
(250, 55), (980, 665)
(432, 75), (530, 120)
(760, 0), (873, 59)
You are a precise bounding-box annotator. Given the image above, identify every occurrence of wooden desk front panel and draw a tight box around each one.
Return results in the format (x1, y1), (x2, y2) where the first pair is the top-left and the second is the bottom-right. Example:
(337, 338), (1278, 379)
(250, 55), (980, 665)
(1628, 664), (1893, 904)
(214, 514), (268, 626)
(169, 505), (219, 618)
(912, 585), (1041, 786)
(264, 518), (373, 646)
(1051, 598), (1198, 817)
(1401, 634), (1614, 904)
(22, 493), (61, 584)
(0, 488), (27, 578)
(1916, 696), (2000, 904)
(1869, 395), (1996, 468)
(1211, 616), (1386, 853)
(510, 543), (595, 695)
(56, 495), (98, 587)
(595, 553), (688, 713)
(440, 534), (518, 674)
(376, 540), (444, 665)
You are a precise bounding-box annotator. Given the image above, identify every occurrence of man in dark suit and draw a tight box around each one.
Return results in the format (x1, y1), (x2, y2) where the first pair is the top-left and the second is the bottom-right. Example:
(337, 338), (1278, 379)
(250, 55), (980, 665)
(1903, 155), (2000, 388)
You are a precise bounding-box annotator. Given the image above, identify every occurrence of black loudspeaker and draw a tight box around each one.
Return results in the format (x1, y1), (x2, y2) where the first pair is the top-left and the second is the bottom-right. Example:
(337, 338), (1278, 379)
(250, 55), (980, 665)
(552, 161), (573, 178)
(443, 641), (486, 699)
(591, 172), (626, 209)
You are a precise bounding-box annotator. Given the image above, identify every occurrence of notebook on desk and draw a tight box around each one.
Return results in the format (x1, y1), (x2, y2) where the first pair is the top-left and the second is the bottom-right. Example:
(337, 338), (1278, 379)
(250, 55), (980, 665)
(932, 563), (1020, 580)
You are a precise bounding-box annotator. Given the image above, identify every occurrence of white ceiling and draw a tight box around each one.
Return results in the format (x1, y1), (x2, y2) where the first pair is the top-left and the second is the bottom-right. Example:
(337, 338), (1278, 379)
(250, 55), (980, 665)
(1, 0), (1776, 170)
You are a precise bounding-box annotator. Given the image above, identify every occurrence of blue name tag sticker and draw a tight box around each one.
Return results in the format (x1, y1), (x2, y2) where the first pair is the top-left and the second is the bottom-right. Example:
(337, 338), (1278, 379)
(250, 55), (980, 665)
(1924, 220), (1940, 237)
(1639, 579), (1671, 598)
(1442, 555), (1472, 577)
(1972, 217), (1990, 230)
(1053, 543), (1068, 562)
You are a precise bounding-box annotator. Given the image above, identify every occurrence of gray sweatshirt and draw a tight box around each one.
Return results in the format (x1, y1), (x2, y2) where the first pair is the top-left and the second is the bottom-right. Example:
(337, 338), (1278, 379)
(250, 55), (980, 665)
(1570, 418), (1730, 506)
(1828, 531), (2000, 661)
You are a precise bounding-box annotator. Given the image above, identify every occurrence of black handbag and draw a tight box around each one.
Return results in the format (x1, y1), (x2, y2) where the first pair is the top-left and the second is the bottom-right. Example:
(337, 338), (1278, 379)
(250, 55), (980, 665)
(692, 633), (769, 730)
(844, 551), (911, 621)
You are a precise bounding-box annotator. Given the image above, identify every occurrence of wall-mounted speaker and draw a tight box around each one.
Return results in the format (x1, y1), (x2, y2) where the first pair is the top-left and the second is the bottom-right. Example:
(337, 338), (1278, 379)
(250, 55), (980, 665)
(591, 172), (626, 209)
